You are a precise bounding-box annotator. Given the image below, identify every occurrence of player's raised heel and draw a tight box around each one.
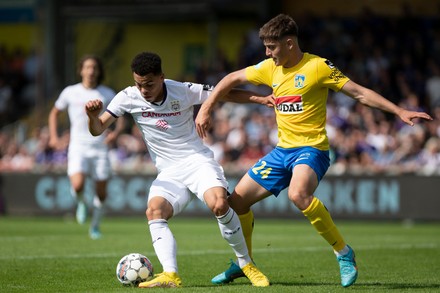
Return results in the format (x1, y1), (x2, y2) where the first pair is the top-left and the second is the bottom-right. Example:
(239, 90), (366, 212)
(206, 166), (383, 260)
(337, 245), (358, 287)
(241, 262), (270, 287)
(138, 272), (182, 288)
(211, 259), (245, 284)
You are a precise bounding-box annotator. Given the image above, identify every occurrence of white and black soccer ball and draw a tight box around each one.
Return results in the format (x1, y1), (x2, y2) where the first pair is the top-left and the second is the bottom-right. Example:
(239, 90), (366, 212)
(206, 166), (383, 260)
(116, 253), (154, 286)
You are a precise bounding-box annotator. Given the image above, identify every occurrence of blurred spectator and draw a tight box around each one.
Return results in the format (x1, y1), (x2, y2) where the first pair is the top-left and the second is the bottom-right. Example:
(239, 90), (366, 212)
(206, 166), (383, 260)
(0, 74), (12, 125)
(0, 141), (34, 172)
(225, 119), (247, 162)
(417, 136), (440, 175)
(237, 139), (265, 171)
(203, 132), (226, 164)
(34, 127), (68, 172)
(21, 48), (41, 111)
(365, 120), (395, 154)
(426, 60), (440, 111)
(0, 44), (39, 126)
(108, 125), (152, 173)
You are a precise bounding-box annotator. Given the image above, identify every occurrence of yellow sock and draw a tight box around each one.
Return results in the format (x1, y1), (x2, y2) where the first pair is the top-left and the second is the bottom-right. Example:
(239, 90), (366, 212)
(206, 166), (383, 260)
(302, 197), (346, 252)
(238, 210), (254, 259)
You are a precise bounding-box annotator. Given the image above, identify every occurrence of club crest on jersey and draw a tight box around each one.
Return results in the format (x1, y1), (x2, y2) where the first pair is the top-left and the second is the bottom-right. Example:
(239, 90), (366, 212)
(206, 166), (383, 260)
(294, 74), (305, 88)
(170, 100), (180, 112)
(275, 95), (303, 114)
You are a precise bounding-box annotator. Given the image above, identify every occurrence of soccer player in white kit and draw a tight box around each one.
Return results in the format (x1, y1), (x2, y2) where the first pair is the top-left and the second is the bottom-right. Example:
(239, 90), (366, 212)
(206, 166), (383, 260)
(86, 52), (272, 287)
(48, 55), (121, 239)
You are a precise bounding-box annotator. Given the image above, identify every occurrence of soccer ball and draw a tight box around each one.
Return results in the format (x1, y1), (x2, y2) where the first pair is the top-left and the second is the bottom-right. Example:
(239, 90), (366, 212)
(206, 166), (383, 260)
(116, 253), (154, 286)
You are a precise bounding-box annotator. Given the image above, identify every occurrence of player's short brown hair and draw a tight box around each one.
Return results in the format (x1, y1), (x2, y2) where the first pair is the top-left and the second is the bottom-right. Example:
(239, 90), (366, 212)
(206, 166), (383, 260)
(259, 14), (298, 41)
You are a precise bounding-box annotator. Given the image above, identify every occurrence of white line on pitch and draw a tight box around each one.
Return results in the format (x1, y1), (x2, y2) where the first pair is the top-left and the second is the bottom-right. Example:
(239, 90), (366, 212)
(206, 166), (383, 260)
(0, 243), (437, 260)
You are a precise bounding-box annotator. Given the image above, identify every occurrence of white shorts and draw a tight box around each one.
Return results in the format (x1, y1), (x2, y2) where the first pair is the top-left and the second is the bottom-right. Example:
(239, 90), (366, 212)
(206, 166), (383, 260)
(148, 155), (228, 216)
(67, 144), (111, 180)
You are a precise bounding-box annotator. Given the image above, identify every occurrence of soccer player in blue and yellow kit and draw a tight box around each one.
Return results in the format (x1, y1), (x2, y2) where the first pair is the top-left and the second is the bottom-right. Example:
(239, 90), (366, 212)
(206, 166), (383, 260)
(195, 14), (432, 287)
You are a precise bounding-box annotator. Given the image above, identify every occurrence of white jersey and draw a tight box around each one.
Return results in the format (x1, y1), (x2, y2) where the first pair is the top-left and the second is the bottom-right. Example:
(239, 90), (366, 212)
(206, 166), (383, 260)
(55, 83), (115, 147)
(107, 79), (214, 171)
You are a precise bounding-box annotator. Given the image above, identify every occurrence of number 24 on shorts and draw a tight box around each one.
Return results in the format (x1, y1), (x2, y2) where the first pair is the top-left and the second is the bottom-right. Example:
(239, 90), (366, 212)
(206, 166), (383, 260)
(252, 160), (272, 179)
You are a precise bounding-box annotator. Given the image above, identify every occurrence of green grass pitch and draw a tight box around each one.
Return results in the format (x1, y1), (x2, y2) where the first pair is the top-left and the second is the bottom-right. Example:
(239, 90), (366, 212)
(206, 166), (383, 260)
(1, 216), (439, 292)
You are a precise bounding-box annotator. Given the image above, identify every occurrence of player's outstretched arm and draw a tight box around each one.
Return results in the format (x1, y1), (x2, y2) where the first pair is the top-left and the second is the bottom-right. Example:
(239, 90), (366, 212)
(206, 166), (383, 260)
(223, 89), (275, 108)
(85, 99), (116, 136)
(196, 69), (247, 138)
(341, 80), (433, 125)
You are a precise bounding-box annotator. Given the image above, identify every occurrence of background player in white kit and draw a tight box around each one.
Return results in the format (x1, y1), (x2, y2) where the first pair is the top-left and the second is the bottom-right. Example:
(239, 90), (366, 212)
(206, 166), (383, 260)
(48, 55), (122, 240)
(85, 51), (272, 288)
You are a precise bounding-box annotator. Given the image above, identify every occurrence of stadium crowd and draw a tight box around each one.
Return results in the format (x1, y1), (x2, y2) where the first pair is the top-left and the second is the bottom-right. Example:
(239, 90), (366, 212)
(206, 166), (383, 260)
(1, 8), (440, 176)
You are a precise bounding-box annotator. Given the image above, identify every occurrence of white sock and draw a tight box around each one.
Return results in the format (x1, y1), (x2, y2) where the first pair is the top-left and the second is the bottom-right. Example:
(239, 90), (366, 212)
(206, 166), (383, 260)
(148, 219), (178, 273)
(334, 245), (350, 257)
(70, 187), (84, 203)
(93, 196), (102, 208)
(91, 196), (104, 229)
(216, 208), (251, 268)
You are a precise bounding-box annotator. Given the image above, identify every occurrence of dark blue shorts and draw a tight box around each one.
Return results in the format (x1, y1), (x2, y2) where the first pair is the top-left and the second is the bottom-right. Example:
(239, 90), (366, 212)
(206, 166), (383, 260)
(247, 146), (330, 196)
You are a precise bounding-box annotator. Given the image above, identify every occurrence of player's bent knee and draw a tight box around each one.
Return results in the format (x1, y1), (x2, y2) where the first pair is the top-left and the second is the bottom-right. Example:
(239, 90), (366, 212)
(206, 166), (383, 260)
(288, 193), (313, 210)
(146, 199), (174, 220)
(146, 207), (171, 221)
(211, 199), (230, 217)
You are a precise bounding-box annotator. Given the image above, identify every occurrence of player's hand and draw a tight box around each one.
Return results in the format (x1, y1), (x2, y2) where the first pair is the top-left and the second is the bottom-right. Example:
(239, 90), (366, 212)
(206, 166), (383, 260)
(255, 94), (276, 108)
(48, 136), (60, 150)
(397, 109), (433, 126)
(195, 109), (212, 139)
(85, 99), (103, 117)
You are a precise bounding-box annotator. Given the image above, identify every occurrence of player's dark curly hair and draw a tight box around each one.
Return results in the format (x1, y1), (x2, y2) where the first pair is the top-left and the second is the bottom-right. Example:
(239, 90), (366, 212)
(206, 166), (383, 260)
(259, 14), (298, 41)
(131, 52), (163, 76)
(77, 55), (105, 85)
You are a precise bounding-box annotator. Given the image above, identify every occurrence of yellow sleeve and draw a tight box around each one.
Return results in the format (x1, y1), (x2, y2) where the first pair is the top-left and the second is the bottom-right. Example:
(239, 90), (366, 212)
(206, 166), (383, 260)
(245, 59), (273, 86)
(317, 58), (350, 92)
